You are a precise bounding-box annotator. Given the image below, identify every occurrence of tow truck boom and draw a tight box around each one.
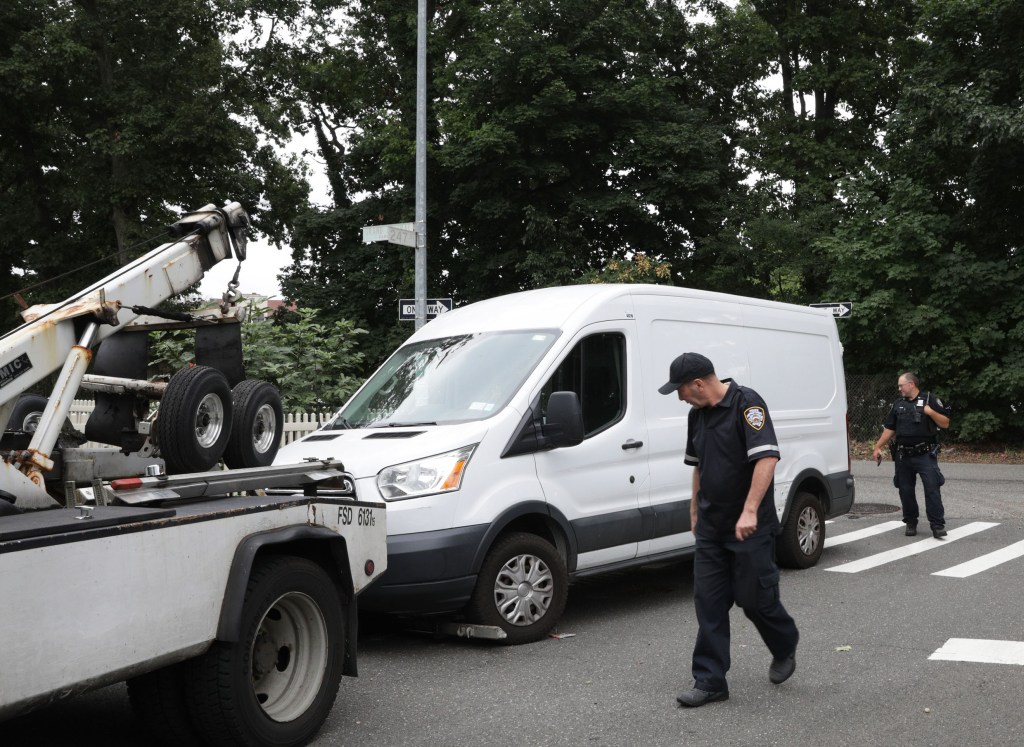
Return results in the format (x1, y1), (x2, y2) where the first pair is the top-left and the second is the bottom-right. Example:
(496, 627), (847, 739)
(0, 202), (248, 506)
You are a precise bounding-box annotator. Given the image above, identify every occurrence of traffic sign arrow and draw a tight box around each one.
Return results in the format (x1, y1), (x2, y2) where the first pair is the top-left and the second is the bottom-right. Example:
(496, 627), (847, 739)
(809, 302), (853, 318)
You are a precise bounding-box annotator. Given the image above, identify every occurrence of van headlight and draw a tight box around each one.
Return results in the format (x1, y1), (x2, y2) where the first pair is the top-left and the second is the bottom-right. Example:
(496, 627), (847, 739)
(377, 444), (477, 500)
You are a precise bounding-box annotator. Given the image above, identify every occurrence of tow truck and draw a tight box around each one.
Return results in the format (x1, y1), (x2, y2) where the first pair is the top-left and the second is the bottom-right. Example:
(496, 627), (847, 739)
(0, 202), (387, 747)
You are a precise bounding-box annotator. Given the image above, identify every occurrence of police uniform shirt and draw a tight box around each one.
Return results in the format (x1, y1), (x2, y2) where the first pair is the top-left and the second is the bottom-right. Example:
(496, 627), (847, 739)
(684, 380), (782, 542)
(883, 391), (952, 445)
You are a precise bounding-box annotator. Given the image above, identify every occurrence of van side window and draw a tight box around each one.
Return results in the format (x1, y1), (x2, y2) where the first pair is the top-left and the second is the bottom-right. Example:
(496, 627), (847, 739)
(541, 333), (625, 435)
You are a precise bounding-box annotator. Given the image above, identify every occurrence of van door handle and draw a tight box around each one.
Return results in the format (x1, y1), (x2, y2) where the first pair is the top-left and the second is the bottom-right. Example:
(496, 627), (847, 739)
(621, 439), (644, 450)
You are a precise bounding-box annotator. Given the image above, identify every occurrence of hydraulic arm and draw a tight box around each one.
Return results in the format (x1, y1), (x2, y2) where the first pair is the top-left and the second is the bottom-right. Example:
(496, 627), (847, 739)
(0, 202), (249, 507)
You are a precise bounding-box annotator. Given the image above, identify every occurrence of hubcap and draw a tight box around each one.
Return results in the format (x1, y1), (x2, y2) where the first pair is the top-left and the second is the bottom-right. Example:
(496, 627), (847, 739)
(251, 403), (277, 453)
(194, 393), (225, 448)
(250, 591), (329, 722)
(493, 553), (554, 627)
(797, 506), (821, 555)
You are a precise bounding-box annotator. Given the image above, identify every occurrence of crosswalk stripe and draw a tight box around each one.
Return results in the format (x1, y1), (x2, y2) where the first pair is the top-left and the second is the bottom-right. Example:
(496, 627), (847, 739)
(932, 538), (1024, 578)
(824, 521), (999, 574)
(824, 520), (904, 547)
(930, 638), (1024, 666)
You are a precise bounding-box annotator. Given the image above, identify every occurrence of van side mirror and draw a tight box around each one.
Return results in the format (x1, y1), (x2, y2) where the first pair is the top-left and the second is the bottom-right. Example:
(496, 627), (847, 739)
(543, 391), (584, 448)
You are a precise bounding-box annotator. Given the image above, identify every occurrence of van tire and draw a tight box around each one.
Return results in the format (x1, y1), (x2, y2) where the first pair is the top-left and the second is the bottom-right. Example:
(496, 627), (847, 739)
(467, 532), (568, 645)
(777, 491), (824, 569)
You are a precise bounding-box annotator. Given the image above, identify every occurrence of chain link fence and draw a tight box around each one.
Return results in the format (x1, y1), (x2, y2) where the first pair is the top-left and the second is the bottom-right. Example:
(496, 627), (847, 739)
(846, 373), (893, 443)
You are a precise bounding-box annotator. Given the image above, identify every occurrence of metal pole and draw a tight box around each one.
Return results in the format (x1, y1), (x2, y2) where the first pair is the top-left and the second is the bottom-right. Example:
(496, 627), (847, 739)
(414, 0), (428, 330)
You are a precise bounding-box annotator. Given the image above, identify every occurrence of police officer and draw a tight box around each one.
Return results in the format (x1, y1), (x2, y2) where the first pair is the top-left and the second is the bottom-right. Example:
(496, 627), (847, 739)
(659, 353), (799, 708)
(872, 372), (952, 539)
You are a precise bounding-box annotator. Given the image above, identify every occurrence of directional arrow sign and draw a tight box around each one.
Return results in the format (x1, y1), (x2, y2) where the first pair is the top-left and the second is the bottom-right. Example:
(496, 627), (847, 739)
(810, 302), (853, 318)
(399, 298), (453, 321)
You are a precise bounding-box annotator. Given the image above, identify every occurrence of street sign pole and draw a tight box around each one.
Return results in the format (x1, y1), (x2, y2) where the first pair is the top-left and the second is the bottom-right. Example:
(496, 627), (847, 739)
(415, 0), (427, 330)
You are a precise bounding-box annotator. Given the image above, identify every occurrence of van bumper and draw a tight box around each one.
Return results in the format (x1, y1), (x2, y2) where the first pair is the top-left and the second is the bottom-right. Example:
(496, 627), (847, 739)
(359, 524), (488, 614)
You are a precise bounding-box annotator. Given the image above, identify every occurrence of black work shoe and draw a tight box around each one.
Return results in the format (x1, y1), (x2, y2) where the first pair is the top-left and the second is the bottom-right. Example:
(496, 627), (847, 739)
(769, 652), (796, 684)
(676, 688), (729, 707)
(905, 524), (917, 536)
(932, 528), (947, 539)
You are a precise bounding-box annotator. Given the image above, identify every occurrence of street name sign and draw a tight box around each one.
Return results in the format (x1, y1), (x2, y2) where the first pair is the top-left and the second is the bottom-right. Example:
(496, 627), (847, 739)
(362, 222), (417, 247)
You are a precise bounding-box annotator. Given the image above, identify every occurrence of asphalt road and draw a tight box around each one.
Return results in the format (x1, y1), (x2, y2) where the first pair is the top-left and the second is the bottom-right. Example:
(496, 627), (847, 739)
(7, 461), (1024, 746)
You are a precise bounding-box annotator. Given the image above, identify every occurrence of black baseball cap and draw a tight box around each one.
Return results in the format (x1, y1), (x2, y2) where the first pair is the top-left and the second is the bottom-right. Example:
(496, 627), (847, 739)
(658, 353), (715, 394)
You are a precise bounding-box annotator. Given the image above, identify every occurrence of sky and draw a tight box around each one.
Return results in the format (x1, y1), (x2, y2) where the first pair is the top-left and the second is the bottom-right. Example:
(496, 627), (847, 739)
(198, 130), (330, 300)
(197, 238), (293, 299)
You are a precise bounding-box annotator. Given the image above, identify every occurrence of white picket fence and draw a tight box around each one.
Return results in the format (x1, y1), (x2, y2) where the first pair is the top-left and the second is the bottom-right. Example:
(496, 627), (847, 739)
(67, 399), (334, 446)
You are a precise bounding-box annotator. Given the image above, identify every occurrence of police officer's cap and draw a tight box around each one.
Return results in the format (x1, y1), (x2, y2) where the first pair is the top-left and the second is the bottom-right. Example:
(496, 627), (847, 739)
(658, 353), (715, 394)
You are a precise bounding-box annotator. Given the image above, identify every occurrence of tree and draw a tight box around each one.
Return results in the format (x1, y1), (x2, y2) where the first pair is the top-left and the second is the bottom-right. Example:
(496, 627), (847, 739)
(693, 0), (915, 303)
(821, 0), (1024, 440)
(0, 0), (307, 329)
(277, 0), (738, 372)
(149, 305), (366, 412)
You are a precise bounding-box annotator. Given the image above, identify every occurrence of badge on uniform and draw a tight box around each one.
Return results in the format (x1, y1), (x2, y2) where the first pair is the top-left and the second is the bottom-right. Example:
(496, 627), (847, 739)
(744, 406), (766, 430)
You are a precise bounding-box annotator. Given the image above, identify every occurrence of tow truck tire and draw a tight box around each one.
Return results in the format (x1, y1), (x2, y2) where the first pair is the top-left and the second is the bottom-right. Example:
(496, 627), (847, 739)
(466, 532), (568, 645)
(127, 663), (204, 746)
(223, 380), (283, 469)
(157, 365), (232, 474)
(186, 556), (345, 747)
(5, 394), (48, 433)
(776, 491), (825, 569)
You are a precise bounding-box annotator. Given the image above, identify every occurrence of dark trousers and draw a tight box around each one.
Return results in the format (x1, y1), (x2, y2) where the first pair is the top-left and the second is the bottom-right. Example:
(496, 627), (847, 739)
(691, 532), (799, 692)
(896, 451), (945, 529)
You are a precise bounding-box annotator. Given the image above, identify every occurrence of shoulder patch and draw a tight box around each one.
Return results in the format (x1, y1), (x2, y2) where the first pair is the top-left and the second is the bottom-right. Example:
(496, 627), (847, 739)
(935, 397), (943, 408)
(744, 406), (766, 430)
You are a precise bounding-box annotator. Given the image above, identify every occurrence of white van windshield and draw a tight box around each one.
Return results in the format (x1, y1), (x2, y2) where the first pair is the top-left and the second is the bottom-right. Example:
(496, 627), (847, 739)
(329, 330), (559, 428)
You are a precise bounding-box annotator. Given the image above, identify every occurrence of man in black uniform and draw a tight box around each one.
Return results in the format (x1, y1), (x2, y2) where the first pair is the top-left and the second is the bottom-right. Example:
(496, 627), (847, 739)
(659, 353), (799, 708)
(872, 372), (952, 539)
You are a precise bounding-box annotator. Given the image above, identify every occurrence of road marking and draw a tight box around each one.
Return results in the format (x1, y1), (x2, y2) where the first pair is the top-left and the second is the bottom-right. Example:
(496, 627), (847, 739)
(930, 638), (1024, 666)
(932, 538), (1024, 578)
(824, 520), (904, 547)
(824, 522), (999, 573)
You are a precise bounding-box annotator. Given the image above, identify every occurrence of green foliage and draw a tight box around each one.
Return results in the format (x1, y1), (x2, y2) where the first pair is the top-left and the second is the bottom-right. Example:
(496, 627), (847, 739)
(0, 0), (307, 327)
(241, 307), (366, 412)
(580, 253), (673, 285)
(6, 0), (1024, 441)
(147, 307), (366, 412)
(820, 0), (1024, 441)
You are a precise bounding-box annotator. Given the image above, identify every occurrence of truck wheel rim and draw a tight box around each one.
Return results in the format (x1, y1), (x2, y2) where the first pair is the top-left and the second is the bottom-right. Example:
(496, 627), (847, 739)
(251, 403), (277, 453)
(194, 393), (225, 448)
(797, 507), (820, 555)
(23, 411), (42, 432)
(493, 553), (554, 627)
(250, 591), (328, 722)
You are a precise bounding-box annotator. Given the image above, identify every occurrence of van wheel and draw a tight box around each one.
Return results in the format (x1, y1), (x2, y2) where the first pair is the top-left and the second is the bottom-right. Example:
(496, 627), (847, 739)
(777, 491), (824, 569)
(467, 532), (568, 645)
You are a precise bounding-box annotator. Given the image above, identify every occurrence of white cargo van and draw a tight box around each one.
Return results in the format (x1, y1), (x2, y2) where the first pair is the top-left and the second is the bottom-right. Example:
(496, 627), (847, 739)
(277, 284), (855, 643)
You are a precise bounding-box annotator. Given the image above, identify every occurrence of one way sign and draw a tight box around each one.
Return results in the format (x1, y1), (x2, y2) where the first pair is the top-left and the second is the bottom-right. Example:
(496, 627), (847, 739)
(810, 302), (853, 318)
(399, 298), (453, 321)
